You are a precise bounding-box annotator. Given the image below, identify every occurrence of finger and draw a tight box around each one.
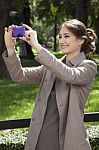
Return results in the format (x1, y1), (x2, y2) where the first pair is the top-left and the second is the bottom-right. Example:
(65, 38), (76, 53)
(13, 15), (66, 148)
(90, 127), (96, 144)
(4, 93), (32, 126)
(5, 26), (12, 33)
(25, 31), (31, 38)
(12, 24), (16, 28)
(12, 37), (16, 40)
(4, 27), (8, 32)
(19, 36), (27, 42)
(7, 26), (13, 32)
(12, 38), (16, 43)
(22, 24), (32, 30)
(8, 25), (13, 29)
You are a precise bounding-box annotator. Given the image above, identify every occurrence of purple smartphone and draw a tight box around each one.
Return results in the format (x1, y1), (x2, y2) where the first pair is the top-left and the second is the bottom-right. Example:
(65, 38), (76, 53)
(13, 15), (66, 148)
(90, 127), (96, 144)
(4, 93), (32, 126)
(12, 26), (25, 37)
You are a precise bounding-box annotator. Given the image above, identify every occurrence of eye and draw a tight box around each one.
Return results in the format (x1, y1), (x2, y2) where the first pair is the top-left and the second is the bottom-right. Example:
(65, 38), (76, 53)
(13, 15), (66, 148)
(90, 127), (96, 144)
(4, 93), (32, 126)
(58, 34), (70, 39)
(64, 35), (70, 38)
(58, 34), (62, 39)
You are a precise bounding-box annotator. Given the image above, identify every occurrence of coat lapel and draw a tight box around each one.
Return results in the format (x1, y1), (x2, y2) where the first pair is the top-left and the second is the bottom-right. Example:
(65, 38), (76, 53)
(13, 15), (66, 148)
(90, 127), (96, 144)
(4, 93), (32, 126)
(69, 52), (86, 67)
(60, 52), (86, 67)
(39, 70), (56, 104)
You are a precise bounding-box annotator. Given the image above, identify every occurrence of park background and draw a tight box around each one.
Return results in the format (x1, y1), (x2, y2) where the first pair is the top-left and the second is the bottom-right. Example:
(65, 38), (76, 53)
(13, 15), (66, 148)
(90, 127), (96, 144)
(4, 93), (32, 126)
(0, 0), (99, 150)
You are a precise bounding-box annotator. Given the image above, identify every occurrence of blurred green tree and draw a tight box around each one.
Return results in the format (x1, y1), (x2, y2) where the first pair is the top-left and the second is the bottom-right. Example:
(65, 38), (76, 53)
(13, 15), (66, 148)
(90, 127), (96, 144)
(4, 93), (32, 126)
(89, 0), (99, 54)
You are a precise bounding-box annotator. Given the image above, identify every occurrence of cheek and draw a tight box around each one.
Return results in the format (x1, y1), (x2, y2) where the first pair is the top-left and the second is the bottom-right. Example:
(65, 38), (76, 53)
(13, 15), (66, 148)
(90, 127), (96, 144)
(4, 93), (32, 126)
(58, 40), (62, 47)
(71, 38), (79, 46)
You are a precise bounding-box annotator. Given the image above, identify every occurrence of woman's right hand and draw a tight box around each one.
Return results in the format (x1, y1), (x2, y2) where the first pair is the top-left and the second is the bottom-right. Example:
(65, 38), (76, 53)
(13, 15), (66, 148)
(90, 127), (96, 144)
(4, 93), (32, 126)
(4, 26), (16, 56)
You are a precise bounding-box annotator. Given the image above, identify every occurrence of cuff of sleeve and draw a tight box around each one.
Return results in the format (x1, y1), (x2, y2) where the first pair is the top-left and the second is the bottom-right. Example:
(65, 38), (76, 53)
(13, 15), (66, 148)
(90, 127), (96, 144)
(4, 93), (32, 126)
(2, 50), (18, 62)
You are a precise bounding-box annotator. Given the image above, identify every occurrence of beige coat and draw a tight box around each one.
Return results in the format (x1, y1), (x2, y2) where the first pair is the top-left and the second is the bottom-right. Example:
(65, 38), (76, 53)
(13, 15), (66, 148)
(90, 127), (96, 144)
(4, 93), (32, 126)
(3, 49), (97, 150)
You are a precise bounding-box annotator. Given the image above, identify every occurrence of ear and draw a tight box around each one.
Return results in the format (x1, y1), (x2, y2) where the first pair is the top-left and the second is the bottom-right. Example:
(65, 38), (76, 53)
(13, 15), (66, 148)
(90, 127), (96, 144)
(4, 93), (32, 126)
(78, 38), (84, 46)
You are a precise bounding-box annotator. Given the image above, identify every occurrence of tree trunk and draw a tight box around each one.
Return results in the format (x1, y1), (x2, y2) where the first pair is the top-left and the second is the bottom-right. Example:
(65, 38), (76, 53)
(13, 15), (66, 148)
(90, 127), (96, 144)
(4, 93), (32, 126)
(53, 16), (57, 52)
(23, 0), (35, 59)
(64, 0), (75, 18)
(75, 0), (90, 25)
(0, 0), (12, 78)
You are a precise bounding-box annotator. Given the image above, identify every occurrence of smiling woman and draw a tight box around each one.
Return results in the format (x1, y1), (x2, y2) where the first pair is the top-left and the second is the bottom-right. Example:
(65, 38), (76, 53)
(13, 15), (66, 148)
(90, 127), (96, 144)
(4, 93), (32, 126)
(59, 27), (83, 59)
(59, 19), (96, 60)
(2, 19), (97, 150)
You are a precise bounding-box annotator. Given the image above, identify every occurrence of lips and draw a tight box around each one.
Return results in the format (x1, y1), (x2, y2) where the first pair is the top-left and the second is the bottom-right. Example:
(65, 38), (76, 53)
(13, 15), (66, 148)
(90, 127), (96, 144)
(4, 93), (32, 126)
(60, 45), (68, 49)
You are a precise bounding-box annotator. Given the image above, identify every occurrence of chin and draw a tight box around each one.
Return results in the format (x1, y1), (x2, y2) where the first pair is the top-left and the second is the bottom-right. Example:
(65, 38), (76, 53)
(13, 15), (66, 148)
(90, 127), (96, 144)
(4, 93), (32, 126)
(61, 49), (69, 54)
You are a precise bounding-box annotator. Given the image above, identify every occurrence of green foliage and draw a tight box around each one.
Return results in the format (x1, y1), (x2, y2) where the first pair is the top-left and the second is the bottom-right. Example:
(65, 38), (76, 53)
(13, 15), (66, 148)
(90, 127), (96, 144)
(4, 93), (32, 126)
(0, 129), (27, 150)
(90, 53), (99, 60)
(21, 58), (40, 67)
(0, 126), (98, 150)
(50, 3), (58, 16)
(0, 129), (27, 144)
(0, 144), (24, 150)
(87, 126), (99, 150)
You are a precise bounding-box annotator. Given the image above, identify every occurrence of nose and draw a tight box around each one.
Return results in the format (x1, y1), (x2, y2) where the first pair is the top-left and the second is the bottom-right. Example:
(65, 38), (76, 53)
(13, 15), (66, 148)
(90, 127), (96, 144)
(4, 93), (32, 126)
(59, 37), (65, 44)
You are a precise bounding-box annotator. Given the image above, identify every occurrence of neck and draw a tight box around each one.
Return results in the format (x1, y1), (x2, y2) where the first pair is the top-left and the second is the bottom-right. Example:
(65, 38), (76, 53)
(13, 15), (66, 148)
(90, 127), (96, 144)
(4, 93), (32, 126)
(66, 51), (80, 61)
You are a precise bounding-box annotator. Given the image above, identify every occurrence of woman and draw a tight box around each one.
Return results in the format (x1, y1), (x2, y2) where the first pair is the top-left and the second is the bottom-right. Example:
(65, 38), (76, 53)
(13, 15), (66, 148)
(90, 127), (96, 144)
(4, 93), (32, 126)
(3, 19), (97, 150)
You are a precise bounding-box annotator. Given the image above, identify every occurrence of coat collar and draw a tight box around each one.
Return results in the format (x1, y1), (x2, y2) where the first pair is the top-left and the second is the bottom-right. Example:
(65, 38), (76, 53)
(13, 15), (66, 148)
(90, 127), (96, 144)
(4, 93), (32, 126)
(61, 52), (86, 67)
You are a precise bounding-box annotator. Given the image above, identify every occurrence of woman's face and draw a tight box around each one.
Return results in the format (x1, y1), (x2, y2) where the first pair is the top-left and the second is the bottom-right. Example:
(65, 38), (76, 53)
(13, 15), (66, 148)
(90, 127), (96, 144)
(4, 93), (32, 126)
(59, 26), (84, 59)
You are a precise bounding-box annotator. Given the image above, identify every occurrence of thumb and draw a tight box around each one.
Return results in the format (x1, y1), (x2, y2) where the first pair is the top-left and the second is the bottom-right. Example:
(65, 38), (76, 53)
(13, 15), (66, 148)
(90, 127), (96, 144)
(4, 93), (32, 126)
(19, 37), (27, 41)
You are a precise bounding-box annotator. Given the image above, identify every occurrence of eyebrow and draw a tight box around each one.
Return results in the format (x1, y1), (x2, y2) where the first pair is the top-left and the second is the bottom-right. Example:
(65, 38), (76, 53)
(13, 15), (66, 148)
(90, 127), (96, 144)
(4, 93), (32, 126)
(64, 33), (70, 36)
(59, 33), (70, 36)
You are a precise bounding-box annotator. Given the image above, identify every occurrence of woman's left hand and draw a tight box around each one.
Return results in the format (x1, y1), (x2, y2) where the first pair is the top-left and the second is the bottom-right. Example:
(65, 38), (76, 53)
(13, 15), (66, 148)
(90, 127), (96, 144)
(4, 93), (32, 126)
(20, 24), (41, 51)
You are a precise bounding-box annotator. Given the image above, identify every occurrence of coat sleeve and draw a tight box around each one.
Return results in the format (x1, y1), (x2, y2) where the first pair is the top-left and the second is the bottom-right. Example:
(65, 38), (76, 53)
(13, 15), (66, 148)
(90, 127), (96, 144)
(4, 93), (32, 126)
(2, 51), (44, 84)
(36, 49), (97, 85)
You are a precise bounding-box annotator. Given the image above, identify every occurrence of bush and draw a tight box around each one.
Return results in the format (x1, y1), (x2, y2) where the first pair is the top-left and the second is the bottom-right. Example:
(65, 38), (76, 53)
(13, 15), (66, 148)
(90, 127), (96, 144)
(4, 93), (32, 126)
(0, 129), (28, 150)
(0, 126), (99, 150)
(87, 126), (99, 150)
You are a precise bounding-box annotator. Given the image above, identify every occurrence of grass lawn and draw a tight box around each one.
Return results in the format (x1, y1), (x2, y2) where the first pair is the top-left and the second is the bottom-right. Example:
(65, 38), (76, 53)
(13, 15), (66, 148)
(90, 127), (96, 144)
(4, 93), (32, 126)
(0, 79), (38, 120)
(85, 75), (99, 112)
(0, 75), (99, 120)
